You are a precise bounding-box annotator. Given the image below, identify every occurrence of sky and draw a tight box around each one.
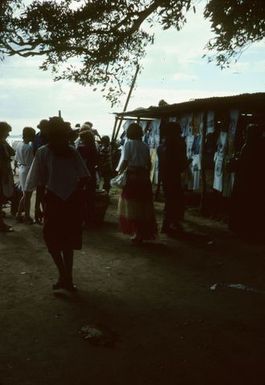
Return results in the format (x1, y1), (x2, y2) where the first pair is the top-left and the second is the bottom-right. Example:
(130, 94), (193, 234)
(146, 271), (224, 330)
(0, 3), (265, 138)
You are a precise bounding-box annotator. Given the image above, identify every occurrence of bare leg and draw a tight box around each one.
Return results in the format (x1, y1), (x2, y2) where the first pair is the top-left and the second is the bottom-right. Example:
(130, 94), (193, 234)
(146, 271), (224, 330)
(50, 250), (66, 289)
(16, 194), (25, 220)
(23, 191), (33, 224)
(62, 249), (76, 291)
(35, 186), (44, 224)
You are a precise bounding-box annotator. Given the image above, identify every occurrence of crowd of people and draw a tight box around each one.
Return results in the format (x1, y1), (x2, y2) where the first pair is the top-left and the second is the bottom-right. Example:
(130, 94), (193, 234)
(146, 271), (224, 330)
(0, 117), (264, 291)
(0, 116), (194, 290)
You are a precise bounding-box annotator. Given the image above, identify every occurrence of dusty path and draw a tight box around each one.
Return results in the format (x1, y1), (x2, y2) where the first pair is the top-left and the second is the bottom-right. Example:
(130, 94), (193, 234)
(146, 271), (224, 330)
(1, 194), (265, 385)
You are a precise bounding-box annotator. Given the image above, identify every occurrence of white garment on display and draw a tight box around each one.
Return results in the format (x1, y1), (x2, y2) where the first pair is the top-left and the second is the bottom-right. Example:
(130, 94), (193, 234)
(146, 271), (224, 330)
(213, 131), (228, 192)
(148, 119), (161, 148)
(186, 135), (194, 159)
(217, 131), (228, 153)
(193, 112), (204, 135)
(180, 113), (193, 137)
(206, 111), (215, 134)
(191, 154), (201, 191)
(229, 110), (239, 139)
(213, 151), (224, 192)
(185, 135), (195, 190)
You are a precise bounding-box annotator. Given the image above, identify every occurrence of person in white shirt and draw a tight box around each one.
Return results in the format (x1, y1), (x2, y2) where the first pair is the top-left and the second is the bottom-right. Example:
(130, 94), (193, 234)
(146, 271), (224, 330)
(117, 123), (157, 244)
(25, 117), (90, 292)
(15, 127), (36, 223)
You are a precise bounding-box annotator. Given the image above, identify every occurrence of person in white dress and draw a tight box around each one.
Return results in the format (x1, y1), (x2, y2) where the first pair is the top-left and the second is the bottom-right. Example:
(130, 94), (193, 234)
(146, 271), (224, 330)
(15, 127), (36, 223)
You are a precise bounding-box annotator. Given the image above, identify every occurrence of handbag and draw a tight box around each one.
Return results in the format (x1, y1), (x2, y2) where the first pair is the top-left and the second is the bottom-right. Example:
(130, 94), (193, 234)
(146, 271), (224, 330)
(110, 170), (127, 189)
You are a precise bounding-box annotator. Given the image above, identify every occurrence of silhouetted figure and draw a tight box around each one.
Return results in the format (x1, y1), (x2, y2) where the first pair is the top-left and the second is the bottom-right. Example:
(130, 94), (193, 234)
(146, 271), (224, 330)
(111, 139), (122, 172)
(25, 117), (89, 291)
(229, 123), (265, 241)
(157, 122), (188, 237)
(77, 129), (99, 227)
(33, 119), (49, 154)
(33, 119), (49, 224)
(98, 135), (113, 193)
(0, 122), (14, 232)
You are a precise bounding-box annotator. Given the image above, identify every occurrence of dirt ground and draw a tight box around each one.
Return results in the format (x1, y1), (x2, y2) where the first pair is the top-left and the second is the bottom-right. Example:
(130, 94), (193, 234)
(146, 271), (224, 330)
(1, 191), (265, 385)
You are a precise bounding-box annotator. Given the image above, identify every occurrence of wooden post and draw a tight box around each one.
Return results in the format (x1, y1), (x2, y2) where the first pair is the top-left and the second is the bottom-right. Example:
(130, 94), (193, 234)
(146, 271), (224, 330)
(111, 116), (119, 143)
(200, 111), (207, 214)
(114, 64), (140, 141)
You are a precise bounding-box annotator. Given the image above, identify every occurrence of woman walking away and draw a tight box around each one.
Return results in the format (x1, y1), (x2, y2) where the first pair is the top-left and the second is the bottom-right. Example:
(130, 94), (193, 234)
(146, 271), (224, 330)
(0, 122), (15, 232)
(24, 117), (89, 291)
(157, 122), (188, 237)
(15, 127), (36, 224)
(118, 123), (157, 244)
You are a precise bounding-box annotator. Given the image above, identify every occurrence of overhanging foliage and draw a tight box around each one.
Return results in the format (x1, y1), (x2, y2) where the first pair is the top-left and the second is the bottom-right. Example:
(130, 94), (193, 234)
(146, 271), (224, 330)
(0, 0), (264, 105)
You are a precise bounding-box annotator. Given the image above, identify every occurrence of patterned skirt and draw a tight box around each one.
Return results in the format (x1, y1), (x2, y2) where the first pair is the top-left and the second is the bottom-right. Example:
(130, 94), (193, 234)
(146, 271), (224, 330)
(118, 168), (157, 240)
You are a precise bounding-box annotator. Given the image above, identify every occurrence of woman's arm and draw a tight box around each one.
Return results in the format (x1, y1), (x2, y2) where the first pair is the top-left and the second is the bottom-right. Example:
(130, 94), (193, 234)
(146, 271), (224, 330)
(118, 159), (128, 174)
(116, 141), (130, 173)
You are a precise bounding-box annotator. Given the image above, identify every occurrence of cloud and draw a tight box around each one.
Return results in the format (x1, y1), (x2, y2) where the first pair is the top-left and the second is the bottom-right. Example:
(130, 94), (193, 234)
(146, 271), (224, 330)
(173, 72), (198, 81)
(222, 58), (265, 76)
(0, 78), (54, 89)
(2, 55), (43, 68)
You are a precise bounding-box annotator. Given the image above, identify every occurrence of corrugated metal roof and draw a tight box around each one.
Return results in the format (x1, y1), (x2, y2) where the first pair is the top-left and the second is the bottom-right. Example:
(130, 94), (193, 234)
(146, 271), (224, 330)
(115, 92), (265, 119)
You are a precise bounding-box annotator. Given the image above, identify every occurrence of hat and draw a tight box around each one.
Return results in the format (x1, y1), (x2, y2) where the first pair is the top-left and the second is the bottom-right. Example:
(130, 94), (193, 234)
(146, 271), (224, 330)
(0, 121), (11, 133)
(37, 119), (49, 130)
(80, 123), (92, 132)
(84, 121), (93, 128)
